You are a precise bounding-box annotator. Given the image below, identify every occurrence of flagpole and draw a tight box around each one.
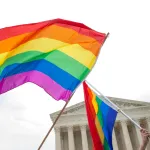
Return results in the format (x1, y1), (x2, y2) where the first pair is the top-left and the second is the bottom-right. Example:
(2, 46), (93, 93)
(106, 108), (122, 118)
(85, 80), (142, 129)
(37, 32), (109, 150)
(37, 99), (71, 150)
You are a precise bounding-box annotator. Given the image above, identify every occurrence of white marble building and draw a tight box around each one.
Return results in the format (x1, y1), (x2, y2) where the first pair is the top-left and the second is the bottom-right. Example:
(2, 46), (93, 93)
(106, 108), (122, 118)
(50, 97), (150, 150)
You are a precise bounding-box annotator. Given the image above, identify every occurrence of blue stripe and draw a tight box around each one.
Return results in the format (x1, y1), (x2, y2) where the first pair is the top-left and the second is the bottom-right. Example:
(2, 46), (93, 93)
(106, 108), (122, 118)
(0, 59), (80, 91)
(101, 102), (117, 150)
(106, 108), (117, 150)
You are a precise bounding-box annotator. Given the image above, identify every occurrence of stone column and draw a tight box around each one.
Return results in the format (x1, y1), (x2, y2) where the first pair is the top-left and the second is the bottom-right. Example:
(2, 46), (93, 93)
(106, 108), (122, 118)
(146, 117), (150, 131)
(80, 125), (89, 150)
(146, 118), (150, 150)
(68, 126), (75, 150)
(134, 119), (142, 147)
(112, 128), (119, 150)
(121, 121), (133, 150)
(55, 127), (61, 150)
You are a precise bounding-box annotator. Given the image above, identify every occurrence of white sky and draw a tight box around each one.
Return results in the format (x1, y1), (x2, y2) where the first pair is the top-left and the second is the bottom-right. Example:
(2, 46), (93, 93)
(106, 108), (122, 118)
(0, 0), (150, 149)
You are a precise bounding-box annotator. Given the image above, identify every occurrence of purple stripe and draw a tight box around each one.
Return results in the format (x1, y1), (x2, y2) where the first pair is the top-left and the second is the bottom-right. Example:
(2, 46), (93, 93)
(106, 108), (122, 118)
(0, 71), (72, 101)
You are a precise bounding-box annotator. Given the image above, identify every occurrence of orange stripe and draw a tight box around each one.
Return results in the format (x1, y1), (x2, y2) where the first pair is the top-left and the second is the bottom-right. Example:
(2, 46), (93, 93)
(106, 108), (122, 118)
(92, 92), (98, 114)
(87, 87), (97, 120)
(0, 25), (101, 56)
(0, 32), (33, 54)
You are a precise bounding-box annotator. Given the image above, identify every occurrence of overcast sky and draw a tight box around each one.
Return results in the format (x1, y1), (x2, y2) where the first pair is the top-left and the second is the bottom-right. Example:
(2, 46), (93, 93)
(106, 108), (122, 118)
(0, 0), (150, 149)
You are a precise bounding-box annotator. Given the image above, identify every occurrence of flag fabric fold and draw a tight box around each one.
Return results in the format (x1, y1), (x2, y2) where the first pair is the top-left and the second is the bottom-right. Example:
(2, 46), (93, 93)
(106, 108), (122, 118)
(0, 18), (106, 101)
(83, 81), (118, 150)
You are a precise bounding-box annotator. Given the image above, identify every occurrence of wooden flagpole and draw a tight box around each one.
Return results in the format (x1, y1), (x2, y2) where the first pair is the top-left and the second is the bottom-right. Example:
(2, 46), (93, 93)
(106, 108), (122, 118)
(37, 32), (109, 150)
(85, 80), (142, 129)
(37, 99), (71, 150)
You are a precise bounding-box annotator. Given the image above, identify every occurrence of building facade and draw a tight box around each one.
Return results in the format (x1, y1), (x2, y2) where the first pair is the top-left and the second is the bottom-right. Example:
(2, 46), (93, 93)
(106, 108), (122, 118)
(50, 97), (150, 150)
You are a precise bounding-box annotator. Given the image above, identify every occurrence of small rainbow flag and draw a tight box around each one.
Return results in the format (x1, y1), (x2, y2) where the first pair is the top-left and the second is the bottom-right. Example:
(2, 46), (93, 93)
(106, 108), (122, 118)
(0, 19), (106, 101)
(83, 82), (117, 150)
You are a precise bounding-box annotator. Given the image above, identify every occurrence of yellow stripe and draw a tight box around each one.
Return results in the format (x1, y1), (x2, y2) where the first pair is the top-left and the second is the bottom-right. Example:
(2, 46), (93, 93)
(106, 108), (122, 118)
(95, 116), (104, 144)
(0, 38), (96, 68)
(0, 52), (8, 65)
(92, 91), (98, 114)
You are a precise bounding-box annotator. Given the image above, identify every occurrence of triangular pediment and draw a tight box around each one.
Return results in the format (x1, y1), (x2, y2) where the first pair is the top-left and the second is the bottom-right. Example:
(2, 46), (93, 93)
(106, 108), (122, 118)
(50, 97), (150, 118)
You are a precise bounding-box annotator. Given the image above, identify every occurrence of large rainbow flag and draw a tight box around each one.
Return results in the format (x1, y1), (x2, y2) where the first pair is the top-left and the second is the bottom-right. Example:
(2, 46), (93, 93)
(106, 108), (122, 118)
(83, 82), (117, 150)
(0, 19), (106, 101)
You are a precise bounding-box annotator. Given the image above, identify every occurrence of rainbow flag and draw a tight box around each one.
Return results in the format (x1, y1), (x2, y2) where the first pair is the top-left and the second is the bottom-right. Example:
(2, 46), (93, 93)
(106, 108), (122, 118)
(83, 82), (117, 150)
(0, 19), (106, 101)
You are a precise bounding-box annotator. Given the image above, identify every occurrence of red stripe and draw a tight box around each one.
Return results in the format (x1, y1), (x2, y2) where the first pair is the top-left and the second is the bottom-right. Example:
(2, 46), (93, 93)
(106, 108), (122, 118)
(57, 23), (106, 44)
(0, 18), (106, 43)
(83, 82), (103, 150)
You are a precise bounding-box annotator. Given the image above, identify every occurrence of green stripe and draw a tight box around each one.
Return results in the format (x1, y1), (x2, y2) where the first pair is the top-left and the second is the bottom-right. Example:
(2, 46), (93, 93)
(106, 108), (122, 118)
(0, 50), (90, 80)
(96, 97), (111, 150)
(104, 138), (110, 150)
(96, 96), (103, 127)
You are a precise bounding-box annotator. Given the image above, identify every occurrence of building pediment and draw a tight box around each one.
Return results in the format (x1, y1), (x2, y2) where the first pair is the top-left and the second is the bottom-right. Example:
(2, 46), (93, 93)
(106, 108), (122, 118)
(50, 97), (150, 119)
